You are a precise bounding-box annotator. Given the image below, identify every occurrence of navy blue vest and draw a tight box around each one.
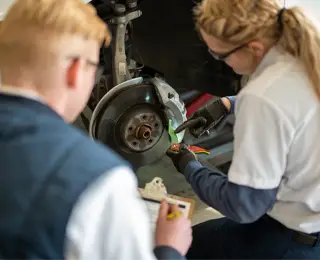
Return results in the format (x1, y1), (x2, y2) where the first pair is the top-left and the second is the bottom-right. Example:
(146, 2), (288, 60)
(0, 94), (126, 259)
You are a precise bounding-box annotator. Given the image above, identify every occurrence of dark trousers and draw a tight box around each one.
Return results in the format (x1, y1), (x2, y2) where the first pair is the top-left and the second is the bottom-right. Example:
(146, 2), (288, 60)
(187, 216), (320, 259)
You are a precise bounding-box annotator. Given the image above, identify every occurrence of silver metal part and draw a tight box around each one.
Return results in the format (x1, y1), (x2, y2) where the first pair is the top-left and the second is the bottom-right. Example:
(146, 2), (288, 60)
(90, 77), (187, 143)
(110, 10), (142, 86)
(114, 4), (126, 14)
(120, 107), (164, 152)
(151, 77), (187, 143)
(89, 77), (144, 137)
(126, 0), (137, 9)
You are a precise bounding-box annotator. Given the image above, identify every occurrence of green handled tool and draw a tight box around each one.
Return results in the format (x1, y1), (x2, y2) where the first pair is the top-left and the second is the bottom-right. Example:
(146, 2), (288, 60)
(167, 119), (210, 155)
(168, 119), (179, 144)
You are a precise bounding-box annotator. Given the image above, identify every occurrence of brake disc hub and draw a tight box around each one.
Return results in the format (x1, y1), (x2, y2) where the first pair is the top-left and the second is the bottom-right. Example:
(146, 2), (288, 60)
(136, 124), (152, 140)
(120, 106), (164, 152)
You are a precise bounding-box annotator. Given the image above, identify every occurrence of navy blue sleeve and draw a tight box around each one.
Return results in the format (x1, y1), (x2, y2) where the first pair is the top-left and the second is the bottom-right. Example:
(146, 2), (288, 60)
(154, 246), (185, 260)
(225, 96), (236, 114)
(183, 161), (278, 223)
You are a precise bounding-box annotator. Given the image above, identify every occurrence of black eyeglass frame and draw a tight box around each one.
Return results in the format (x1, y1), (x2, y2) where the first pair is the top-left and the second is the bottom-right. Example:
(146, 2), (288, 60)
(208, 43), (248, 61)
(66, 56), (103, 84)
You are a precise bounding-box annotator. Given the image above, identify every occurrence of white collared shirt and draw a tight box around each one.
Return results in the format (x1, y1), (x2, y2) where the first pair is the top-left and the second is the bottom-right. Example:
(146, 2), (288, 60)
(228, 46), (320, 233)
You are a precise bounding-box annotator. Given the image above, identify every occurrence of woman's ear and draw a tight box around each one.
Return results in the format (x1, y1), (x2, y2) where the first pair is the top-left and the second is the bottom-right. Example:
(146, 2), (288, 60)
(247, 41), (266, 58)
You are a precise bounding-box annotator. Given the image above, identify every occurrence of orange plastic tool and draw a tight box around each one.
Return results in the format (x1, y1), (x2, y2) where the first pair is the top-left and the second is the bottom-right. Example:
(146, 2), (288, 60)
(170, 143), (210, 155)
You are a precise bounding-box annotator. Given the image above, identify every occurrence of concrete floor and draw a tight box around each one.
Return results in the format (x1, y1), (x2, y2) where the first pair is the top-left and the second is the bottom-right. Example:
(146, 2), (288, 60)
(138, 156), (224, 225)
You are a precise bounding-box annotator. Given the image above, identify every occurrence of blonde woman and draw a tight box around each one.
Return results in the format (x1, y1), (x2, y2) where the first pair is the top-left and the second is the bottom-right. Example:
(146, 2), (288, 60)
(167, 0), (320, 258)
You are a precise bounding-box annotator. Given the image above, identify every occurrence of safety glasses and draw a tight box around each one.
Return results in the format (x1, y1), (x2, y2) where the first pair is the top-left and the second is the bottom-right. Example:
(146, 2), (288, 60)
(66, 56), (103, 84)
(83, 59), (104, 84)
(208, 43), (247, 61)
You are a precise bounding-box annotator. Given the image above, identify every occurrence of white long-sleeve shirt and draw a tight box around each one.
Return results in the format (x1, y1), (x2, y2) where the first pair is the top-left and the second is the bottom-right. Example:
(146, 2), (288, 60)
(65, 166), (158, 260)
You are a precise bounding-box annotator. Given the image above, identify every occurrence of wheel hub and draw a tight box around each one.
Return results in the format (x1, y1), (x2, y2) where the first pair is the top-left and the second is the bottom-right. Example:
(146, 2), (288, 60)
(120, 106), (164, 152)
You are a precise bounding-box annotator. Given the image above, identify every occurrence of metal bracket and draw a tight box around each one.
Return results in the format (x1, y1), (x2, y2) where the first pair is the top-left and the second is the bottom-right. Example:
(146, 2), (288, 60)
(151, 77), (187, 143)
(110, 10), (142, 86)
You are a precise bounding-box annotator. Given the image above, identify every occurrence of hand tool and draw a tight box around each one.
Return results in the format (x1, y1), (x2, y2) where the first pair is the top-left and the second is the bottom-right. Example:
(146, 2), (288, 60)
(170, 143), (210, 155)
(168, 120), (210, 155)
(168, 119), (179, 144)
(174, 117), (207, 134)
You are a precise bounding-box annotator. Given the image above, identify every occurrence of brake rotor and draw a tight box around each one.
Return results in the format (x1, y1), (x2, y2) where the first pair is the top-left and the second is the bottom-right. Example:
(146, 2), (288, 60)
(94, 83), (170, 169)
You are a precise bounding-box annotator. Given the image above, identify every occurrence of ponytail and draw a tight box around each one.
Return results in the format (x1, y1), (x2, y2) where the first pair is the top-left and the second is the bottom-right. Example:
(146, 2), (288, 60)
(280, 8), (320, 99)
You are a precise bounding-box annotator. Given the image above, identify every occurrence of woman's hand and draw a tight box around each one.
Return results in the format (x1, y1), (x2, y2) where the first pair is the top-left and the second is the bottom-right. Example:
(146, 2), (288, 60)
(184, 98), (230, 138)
(155, 200), (192, 256)
(166, 143), (197, 173)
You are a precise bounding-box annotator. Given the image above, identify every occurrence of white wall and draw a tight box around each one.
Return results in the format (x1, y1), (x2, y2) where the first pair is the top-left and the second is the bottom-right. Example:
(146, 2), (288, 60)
(285, 0), (320, 28)
(0, 0), (13, 20)
(286, 0), (320, 20)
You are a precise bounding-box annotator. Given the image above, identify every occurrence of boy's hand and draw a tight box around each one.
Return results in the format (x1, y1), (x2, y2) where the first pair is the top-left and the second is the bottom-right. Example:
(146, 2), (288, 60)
(155, 200), (192, 256)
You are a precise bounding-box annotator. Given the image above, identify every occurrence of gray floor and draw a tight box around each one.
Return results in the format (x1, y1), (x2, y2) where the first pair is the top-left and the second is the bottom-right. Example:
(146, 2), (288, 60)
(75, 117), (223, 225)
(138, 157), (224, 225)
